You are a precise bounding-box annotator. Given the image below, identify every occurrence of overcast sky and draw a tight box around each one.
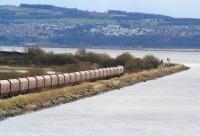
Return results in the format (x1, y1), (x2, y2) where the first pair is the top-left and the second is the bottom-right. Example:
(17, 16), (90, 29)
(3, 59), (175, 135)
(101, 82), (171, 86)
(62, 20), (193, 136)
(0, 0), (200, 18)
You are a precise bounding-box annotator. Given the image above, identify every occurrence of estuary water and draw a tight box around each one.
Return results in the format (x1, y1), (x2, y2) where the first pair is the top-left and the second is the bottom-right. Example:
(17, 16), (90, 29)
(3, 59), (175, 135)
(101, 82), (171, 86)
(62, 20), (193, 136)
(0, 48), (200, 136)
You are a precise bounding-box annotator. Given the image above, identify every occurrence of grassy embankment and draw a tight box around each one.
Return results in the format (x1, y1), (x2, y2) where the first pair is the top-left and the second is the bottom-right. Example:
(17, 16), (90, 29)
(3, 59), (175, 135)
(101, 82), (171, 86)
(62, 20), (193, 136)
(0, 64), (189, 120)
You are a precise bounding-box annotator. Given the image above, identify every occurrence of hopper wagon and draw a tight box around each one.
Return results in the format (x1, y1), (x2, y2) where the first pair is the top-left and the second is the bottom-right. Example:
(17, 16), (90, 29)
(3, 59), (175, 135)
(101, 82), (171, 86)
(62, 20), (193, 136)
(0, 66), (124, 97)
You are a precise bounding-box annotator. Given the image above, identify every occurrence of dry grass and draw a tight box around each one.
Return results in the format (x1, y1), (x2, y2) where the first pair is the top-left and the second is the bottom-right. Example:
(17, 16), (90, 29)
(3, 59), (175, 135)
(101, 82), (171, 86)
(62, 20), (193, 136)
(0, 64), (188, 119)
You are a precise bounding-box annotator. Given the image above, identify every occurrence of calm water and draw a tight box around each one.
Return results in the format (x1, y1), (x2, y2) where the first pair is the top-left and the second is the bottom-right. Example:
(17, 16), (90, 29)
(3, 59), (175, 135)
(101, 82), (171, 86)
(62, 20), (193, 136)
(0, 48), (200, 136)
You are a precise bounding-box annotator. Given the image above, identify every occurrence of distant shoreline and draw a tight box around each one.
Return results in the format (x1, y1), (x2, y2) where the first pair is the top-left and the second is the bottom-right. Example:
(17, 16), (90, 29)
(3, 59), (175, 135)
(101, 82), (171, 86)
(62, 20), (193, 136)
(135, 48), (200, 52)
(0, 45), (200, 53)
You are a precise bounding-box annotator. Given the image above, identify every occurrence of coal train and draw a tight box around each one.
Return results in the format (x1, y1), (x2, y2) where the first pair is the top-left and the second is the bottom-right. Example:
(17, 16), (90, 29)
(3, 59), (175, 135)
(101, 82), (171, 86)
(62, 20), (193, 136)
(0, 66), (124, 97)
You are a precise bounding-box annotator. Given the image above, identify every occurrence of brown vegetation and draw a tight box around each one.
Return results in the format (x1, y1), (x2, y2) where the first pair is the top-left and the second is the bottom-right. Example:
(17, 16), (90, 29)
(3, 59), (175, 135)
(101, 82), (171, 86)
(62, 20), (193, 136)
(0, 47), (161, 80)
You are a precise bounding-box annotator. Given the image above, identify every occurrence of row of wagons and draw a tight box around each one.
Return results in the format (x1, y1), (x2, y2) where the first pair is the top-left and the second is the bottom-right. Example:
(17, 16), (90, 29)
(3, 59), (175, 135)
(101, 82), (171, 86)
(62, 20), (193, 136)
(0, 66), (124, 97)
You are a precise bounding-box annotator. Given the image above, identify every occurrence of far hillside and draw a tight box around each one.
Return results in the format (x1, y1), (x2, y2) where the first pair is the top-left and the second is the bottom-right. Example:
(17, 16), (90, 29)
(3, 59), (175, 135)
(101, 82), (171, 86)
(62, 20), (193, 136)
(0, 4), (200, 49)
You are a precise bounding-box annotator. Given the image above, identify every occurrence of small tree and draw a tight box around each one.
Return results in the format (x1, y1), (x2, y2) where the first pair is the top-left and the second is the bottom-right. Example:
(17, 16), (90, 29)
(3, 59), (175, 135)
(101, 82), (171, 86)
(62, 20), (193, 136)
(125, 58), (143, 72)
(75, 48), (87, 58)
(115, 52), (135, 66)
(24, 47), (46, 65)
(143, 55), (159, 69)
(85, 52), (114, 67)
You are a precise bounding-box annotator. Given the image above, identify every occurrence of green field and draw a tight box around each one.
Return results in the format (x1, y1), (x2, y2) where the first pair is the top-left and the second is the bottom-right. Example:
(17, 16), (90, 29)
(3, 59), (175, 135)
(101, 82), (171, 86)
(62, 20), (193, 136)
(11, 18), (165, 26)
(13, 18), (118, 25)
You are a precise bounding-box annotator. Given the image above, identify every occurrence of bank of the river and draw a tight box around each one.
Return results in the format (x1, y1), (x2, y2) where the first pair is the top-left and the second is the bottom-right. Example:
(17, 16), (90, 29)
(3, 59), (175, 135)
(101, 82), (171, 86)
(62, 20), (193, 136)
(0, 64), (188, 120)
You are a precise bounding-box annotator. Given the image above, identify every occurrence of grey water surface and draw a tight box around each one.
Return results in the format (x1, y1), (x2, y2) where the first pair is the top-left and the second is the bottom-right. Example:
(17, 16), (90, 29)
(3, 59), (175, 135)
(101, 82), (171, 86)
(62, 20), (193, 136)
(0, 49), (200, 136)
